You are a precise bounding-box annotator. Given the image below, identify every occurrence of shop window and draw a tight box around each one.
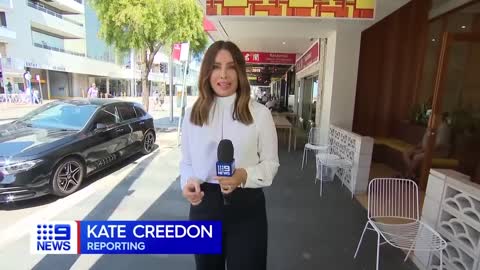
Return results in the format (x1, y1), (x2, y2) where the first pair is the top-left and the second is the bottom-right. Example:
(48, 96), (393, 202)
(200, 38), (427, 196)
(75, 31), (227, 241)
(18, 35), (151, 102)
(0, 12), (6, 27)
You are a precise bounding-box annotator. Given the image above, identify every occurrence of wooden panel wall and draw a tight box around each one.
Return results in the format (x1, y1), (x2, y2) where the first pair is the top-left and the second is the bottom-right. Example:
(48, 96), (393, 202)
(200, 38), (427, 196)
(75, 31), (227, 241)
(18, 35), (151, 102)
(352, 0), (431, 138)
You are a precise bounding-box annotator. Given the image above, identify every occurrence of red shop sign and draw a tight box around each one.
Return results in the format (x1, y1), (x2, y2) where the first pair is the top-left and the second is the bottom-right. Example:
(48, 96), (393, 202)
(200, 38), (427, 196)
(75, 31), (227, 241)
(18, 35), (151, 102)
(172, 43), (181, 62)
(295, 41), (319, 72)
(242, 52), (296, 65)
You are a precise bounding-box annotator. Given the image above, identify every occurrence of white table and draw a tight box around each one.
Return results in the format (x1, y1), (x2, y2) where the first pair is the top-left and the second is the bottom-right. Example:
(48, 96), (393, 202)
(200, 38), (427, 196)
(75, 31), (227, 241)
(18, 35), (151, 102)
(273, 115), (292, 152)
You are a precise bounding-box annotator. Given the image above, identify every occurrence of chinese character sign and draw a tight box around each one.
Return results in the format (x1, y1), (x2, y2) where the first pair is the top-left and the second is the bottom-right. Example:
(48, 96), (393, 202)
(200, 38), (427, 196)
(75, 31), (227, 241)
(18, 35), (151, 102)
(242, 52), (296, 65)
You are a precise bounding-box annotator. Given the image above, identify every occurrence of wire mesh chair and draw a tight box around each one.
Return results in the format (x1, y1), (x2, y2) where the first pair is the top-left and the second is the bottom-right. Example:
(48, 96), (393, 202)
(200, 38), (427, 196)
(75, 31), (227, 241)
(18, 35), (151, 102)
(315, 147), (353, 197)
(353, 178), (447, 270)
(301, 127), (327, 170)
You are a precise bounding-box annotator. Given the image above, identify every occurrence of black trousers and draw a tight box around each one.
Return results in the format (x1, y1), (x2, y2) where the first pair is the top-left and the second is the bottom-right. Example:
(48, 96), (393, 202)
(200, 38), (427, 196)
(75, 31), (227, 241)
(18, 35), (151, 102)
(189, 183), (268, 270)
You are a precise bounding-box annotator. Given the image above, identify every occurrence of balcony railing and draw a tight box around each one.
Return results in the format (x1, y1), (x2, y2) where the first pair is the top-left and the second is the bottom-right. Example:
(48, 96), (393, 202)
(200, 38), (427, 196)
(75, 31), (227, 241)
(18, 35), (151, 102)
(27, 0), (84, 27)
(33, 42), (121, 65)
(33, 42), (86, 57)
(86, 54), (115, 64)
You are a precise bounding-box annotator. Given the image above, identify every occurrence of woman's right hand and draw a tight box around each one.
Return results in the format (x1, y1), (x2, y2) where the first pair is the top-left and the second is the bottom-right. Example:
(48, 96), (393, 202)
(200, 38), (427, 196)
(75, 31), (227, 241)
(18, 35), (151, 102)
(182, 179), (204, 206)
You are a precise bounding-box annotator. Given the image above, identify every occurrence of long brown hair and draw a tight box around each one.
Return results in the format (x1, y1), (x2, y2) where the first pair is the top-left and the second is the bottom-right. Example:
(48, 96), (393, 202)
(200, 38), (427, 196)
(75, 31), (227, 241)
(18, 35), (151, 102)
(190, 41), (253, 126)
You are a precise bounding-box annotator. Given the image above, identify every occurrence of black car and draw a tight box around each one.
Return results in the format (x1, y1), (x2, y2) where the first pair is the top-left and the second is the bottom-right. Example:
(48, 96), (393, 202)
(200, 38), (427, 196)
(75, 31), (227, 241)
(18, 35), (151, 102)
(0, 99), (156, 203)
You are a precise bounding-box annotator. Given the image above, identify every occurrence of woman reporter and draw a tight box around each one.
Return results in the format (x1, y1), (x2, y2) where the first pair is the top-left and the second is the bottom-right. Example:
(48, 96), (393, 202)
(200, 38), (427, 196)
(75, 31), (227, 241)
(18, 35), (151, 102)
(180, 41), (279, 270)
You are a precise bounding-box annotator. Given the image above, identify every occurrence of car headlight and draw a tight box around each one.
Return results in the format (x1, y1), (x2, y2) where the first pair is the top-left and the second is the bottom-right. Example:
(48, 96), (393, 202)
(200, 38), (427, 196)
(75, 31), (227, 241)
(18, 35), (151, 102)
(0, 159), (43, 175)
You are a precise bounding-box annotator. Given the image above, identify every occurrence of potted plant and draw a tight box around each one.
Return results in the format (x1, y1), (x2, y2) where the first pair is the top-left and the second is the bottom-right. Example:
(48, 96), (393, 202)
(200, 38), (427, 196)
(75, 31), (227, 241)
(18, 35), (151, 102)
(409, 103), (431, 127)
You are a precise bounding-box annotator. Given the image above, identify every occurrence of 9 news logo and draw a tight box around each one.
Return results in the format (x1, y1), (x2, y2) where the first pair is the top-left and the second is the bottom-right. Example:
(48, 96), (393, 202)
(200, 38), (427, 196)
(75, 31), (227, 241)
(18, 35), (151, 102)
(216, 164), (231, 176)
(30, 221), (78, 254)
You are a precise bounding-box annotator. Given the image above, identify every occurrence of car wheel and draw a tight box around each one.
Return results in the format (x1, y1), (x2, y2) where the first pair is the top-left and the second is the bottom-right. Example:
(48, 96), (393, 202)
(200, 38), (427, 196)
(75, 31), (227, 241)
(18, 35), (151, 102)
(51, 157), (85, 197)
(141, 130), (156, 154)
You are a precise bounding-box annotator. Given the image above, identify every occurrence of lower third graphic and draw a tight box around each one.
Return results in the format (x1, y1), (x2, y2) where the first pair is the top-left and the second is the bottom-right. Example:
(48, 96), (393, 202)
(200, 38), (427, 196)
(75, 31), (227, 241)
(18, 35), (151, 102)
(31, 221), (78, 254)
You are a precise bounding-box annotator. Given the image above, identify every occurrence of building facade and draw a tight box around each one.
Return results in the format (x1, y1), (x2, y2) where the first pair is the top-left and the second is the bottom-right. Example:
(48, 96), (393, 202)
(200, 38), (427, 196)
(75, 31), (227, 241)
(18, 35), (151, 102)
(0, 0), (198, 100)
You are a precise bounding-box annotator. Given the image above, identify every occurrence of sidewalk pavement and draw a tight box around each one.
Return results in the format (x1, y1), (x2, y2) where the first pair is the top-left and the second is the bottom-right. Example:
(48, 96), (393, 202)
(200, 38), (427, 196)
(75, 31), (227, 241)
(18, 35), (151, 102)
(0, 100), (55, 121)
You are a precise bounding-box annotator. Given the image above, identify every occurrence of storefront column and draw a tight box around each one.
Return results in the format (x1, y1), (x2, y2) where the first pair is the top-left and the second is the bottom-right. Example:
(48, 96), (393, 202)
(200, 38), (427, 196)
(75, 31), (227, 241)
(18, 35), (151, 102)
(106, 78), (110, 96)
(316, 39), (327, 143)
(319, 30), (362, 143)
(46, 70), (51, 100)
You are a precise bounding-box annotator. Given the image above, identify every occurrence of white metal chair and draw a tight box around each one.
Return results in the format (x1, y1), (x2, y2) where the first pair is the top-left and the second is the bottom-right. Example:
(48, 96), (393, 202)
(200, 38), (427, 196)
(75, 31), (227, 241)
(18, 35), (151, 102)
(354, 178), (447, 270)
(301, 127), (327, 170)
(315, 152), (337, 196)
(315, 151), (353, 197)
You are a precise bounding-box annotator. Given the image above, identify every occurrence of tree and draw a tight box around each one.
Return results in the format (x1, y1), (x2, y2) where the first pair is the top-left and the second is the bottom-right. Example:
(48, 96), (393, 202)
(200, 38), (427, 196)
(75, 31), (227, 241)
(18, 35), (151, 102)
(90, 0), (207, 111)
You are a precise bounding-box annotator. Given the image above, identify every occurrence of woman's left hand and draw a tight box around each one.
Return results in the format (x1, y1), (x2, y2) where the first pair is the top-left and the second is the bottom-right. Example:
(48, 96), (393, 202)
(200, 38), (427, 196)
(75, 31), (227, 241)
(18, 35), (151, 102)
(214, 168), (247, 194)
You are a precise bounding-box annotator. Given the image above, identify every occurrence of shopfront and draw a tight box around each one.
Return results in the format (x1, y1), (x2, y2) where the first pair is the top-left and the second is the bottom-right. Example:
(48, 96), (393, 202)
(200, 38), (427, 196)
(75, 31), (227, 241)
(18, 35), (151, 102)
(295, 40), (321, 131)
(1, 57), (26, 94)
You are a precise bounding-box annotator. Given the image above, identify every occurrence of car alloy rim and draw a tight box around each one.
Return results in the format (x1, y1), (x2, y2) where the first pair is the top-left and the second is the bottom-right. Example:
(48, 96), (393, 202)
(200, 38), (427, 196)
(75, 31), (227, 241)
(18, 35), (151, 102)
(144, 132), (155, 152)
(57, 161), (82, 192)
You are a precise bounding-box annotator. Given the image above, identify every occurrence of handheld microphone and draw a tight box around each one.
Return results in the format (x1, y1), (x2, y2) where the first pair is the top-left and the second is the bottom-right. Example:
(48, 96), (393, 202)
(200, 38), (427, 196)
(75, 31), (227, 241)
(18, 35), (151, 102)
(216, 139), (235, 205)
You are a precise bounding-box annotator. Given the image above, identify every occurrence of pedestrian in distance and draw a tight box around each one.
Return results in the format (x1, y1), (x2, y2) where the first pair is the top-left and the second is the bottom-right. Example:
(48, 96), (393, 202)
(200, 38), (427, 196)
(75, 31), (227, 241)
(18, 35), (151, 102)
(87, 83), (98, 98)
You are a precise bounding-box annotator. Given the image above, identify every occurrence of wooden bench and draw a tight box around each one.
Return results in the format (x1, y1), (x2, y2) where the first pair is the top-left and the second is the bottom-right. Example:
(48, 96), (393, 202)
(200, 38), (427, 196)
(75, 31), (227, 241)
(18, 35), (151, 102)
(372, 121), (459, 174)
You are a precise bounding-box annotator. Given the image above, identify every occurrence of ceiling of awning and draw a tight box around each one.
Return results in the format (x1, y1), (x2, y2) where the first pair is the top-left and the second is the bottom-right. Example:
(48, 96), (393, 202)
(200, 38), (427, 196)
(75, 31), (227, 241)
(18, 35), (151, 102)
(203, 0), (412, 54)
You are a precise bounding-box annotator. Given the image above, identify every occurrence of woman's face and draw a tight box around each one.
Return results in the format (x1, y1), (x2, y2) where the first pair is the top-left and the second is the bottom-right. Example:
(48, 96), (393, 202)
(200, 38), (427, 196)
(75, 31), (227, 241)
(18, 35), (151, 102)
(210, 49), (238, 97)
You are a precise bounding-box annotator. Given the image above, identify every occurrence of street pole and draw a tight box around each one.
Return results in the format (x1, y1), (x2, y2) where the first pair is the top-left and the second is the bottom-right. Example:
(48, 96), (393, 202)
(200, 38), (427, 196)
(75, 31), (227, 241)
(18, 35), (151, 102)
(131, 49), (135, 97)
(169, 50), (174, 122)
(0, 53), (6, 103)
(177, 58), (189, 145)
(38, 79), (43, 104)
(177, 42), (190, 145)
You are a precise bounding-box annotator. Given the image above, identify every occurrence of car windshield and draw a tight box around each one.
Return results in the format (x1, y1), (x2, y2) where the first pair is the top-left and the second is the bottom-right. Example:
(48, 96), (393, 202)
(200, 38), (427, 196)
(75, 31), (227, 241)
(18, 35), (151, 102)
(17, 102), (98, 130)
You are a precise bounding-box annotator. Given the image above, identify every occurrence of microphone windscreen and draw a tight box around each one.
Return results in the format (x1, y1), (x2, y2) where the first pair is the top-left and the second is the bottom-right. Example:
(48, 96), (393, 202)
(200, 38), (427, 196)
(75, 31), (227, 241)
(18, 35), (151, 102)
(217, 139), (234, 162)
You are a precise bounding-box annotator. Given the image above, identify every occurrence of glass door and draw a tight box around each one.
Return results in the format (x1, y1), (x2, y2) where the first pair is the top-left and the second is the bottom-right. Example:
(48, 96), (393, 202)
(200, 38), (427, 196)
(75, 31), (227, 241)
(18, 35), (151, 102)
(420, 32), (480, 189)
(297, 76), (318, 130)
(301, 77), (313, 130)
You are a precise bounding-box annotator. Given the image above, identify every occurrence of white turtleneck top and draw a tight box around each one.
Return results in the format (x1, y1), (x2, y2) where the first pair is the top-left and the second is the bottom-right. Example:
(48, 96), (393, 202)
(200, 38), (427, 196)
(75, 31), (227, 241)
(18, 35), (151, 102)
(179, 93), (279, 190)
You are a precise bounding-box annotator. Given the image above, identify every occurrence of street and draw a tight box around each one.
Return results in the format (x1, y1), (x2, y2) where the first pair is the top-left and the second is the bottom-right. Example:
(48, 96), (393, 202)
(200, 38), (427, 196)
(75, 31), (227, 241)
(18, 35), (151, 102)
(0, 98), (193, 269)
(0, 131), (188, 269)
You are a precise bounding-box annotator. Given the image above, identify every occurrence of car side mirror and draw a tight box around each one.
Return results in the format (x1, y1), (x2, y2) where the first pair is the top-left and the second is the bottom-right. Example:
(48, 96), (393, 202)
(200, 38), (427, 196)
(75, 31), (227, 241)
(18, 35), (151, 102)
(94, 123), (107, 133)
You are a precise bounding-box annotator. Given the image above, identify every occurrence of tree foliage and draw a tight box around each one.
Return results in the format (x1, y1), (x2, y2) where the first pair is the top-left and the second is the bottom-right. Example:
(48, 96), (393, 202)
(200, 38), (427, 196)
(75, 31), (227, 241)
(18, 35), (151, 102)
(90, 0), (207, 109)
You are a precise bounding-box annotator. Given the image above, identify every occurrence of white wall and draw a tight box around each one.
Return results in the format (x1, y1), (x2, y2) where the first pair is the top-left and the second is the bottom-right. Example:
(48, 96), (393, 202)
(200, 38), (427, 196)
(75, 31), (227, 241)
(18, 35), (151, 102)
(330, 30), (361, 130)
(319, 29), (362, 143)
(319, 34), (336, 144)
(71, 73), (88, 97)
